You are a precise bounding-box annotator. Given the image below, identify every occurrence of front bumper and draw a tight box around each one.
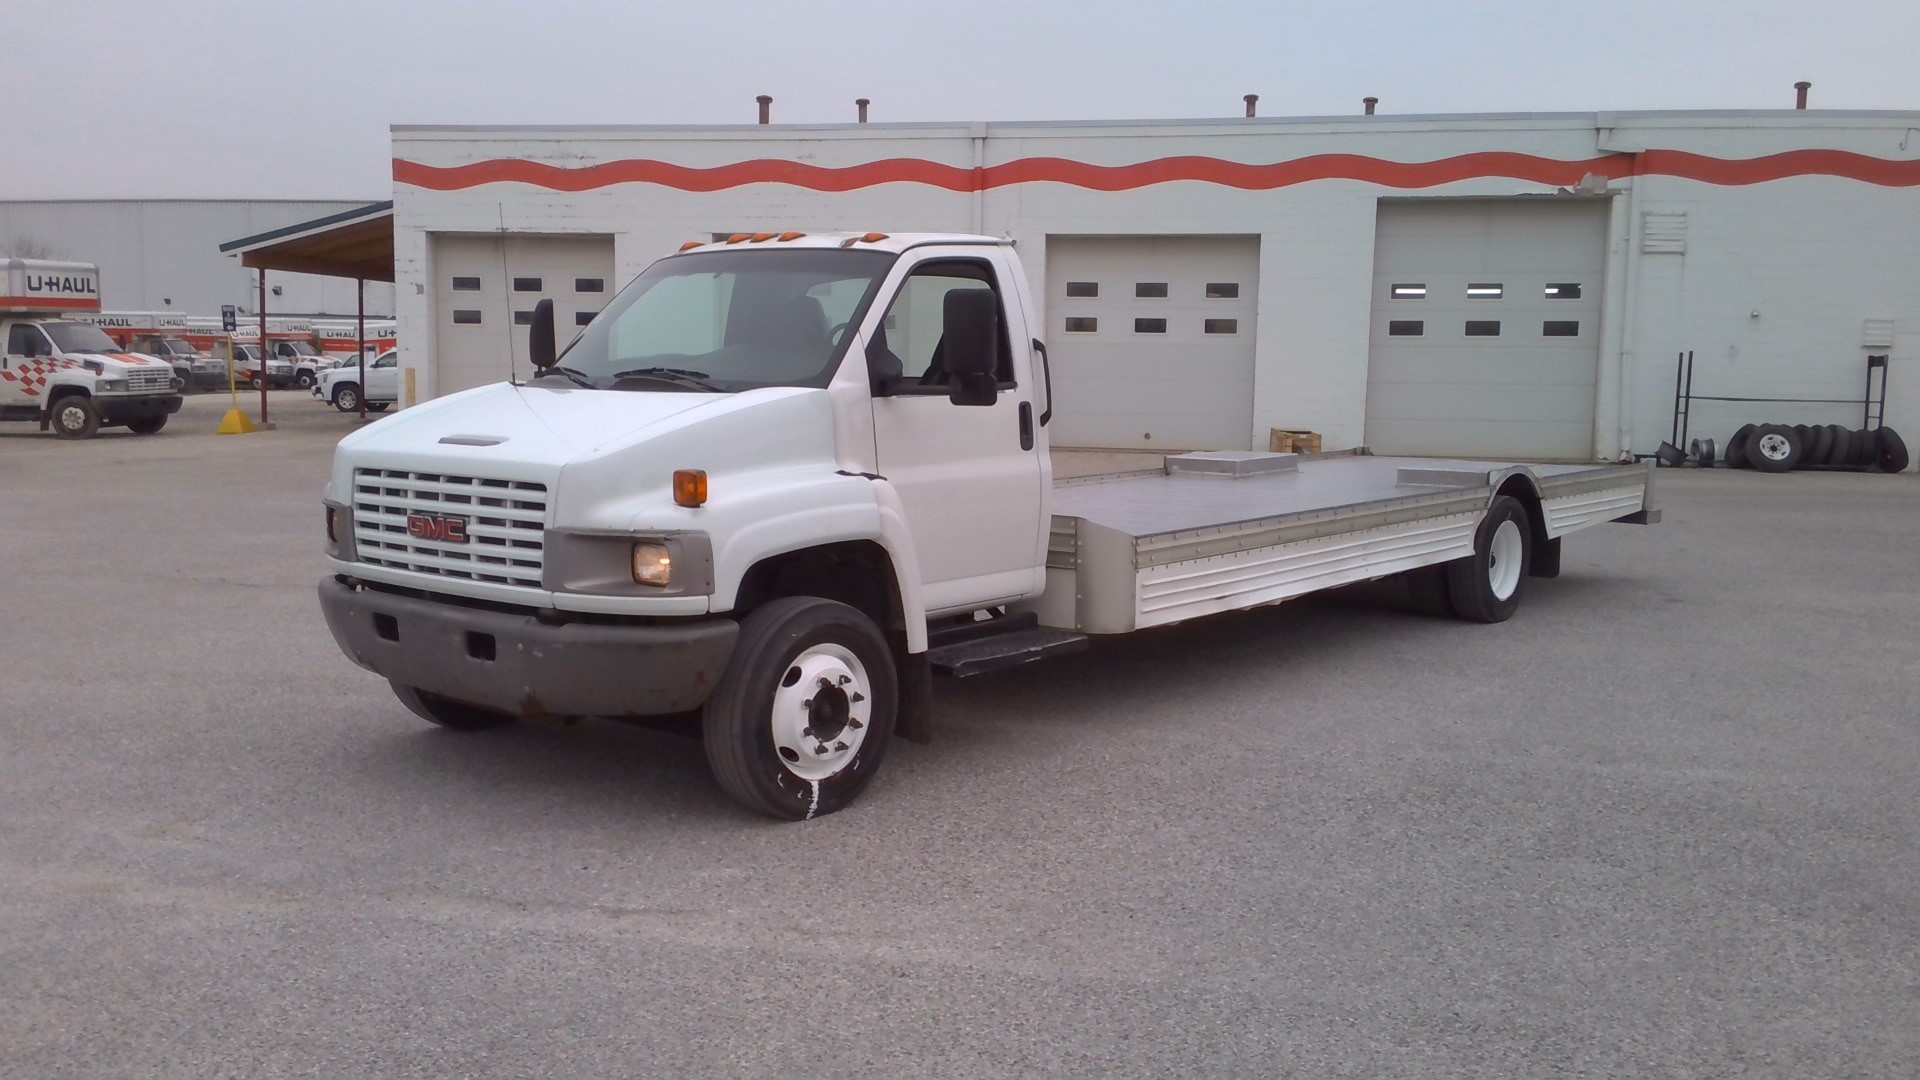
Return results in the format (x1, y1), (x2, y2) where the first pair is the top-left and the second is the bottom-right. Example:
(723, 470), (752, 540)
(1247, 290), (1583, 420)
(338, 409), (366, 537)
(318, 576), (738, 718)
(98, 394), (184, 422)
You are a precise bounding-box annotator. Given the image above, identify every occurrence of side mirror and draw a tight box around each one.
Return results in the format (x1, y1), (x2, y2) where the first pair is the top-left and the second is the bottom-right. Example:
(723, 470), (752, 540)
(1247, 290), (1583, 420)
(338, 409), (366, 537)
(942, 288), (999, 407)
(528, 298), (556, 370)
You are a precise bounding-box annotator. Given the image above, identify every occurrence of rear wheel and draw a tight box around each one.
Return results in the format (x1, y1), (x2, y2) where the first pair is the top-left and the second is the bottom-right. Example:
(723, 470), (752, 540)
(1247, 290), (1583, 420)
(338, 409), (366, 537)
(367, 402), (391, 413)
(127, 414), (167, 435)
(391, 682), (513, 731)
(703, 597), (898, 820)
(1444, 495), (1532, 624)
(333, 384), (361, 413)
(49, 395), (100, 439)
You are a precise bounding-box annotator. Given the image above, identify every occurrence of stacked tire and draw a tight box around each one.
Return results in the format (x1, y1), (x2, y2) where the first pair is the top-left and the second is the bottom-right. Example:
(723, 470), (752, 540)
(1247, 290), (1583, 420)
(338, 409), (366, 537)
(1724, 423), (1909, 473)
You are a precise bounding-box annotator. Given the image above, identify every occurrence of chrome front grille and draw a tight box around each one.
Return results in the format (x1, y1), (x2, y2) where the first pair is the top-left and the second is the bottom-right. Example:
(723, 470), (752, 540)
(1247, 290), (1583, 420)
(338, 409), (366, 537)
(127, 369), (174, 393)
(351, 468), (548, 589)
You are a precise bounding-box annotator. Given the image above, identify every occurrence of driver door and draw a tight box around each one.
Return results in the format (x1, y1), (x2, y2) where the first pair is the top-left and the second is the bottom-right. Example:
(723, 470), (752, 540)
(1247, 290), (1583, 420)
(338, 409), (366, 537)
(869, 251), (1045, 614)
(3, 324), (53, 407)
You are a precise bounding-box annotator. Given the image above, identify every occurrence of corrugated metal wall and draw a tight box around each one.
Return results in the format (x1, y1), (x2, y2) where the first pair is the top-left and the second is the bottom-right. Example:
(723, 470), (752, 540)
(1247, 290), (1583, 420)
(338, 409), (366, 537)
(0, 200), (397, 318)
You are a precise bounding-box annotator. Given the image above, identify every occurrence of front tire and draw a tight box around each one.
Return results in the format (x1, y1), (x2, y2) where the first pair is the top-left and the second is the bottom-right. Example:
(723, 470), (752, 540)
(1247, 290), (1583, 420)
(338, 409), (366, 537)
(127, 414), (167, 435)
(297, 372), (316, 389)
(49, 396), (100, 439)
(367, 402), (391, 413)
(333, 384), (361, 413)
(703, 597), (898, 820)
(1444, 495), (1532, 624)
(391, 682), (513, 731)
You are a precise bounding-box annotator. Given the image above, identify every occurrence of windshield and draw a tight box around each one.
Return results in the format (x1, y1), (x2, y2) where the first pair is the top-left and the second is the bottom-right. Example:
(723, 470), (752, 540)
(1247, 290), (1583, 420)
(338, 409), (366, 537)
(161, 337), (201, 356)
(555, 248), (894, 391)
(285, 341), (319, 356)
(237, 345), (260, 360)
(45, 322), (121, 354)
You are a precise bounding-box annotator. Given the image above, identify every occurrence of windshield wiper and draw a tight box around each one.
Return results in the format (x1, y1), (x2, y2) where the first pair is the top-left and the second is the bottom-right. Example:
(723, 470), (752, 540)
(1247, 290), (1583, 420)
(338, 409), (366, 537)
(609, 367), (726, 392)
(529, 365), (598, 389)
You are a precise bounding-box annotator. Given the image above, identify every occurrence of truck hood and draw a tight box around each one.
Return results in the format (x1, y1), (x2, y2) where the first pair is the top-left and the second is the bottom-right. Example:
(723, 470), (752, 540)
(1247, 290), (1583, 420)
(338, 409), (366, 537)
(334, 381), (829, 480)
(69, 351), (173, 372)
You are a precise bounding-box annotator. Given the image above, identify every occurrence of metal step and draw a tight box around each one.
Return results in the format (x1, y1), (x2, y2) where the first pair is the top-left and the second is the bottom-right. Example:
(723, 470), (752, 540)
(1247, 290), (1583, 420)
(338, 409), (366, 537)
(927, 625), (1089, 678)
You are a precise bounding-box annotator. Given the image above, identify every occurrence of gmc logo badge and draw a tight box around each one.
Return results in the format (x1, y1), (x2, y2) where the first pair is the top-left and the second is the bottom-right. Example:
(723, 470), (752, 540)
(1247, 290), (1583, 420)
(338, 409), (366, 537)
(406, 513), (469, 544)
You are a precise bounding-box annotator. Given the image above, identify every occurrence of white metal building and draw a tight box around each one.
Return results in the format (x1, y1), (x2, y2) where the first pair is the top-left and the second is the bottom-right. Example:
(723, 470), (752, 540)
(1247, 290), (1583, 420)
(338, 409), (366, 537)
(386, 111), (1920, 459)
(0, 199), (396, 318)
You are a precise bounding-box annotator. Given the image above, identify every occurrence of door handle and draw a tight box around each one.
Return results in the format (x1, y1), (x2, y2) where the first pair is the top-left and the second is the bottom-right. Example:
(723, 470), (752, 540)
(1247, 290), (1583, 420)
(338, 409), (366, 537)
(1018, 401), (1034, 451)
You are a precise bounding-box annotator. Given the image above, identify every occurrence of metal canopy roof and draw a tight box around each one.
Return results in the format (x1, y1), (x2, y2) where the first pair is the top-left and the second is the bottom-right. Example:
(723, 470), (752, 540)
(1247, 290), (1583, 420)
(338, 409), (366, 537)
(218, 201), (394, 282)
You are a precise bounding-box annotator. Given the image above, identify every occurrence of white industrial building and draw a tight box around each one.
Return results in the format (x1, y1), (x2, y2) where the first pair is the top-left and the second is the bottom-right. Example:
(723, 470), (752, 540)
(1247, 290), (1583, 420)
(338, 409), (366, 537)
(379, 108), (1919, 460)
(0, 199), (395, 318)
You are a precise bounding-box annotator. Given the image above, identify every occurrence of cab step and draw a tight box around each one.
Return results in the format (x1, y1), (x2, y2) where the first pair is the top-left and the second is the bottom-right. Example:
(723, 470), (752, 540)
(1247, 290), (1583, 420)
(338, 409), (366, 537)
(926, 618), (1089, 678)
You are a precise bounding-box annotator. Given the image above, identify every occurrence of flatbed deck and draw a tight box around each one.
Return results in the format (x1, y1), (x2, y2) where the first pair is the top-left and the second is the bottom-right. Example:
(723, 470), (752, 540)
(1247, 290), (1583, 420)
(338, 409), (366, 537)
(1027, 451), (1655, 633)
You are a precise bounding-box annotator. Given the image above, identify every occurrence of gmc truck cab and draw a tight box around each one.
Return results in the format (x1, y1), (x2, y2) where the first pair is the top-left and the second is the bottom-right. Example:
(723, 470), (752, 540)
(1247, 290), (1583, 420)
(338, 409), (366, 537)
(319, 233), (1655, 819)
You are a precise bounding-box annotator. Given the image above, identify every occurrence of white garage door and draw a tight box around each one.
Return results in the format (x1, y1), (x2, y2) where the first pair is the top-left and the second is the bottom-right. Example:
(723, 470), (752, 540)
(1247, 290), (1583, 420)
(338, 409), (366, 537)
(1364, 200), (1608, 460)
(1045, 236), (1259, 450)
(432, 235), (616, 396)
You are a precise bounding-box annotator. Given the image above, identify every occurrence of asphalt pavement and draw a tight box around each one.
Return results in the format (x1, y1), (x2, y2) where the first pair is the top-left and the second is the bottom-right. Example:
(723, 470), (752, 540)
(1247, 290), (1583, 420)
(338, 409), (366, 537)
(2, 401), (1917, 1076)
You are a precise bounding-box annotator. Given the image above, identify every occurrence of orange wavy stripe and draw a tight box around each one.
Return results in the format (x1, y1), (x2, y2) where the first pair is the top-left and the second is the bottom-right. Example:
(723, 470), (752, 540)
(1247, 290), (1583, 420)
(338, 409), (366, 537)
(393, 148), (1920, 193)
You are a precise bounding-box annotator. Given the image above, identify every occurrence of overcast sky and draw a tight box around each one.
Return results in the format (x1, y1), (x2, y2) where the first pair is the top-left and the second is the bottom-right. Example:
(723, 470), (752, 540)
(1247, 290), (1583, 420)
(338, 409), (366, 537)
(6, 0), (1917, 200)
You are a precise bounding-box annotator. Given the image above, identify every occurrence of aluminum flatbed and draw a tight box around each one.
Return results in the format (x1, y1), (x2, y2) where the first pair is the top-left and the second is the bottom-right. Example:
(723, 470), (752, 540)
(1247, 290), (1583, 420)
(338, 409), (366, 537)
(1026, 451), (1656, 633)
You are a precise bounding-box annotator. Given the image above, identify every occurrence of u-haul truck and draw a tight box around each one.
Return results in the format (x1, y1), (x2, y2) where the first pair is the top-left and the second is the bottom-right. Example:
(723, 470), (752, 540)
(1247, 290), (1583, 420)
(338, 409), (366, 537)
(1, 259), (183, 438)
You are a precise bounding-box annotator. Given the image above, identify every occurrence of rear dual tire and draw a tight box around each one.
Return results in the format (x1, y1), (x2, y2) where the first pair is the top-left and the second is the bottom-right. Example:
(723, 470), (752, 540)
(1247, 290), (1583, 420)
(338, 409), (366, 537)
(1406, 495), (1533, 624)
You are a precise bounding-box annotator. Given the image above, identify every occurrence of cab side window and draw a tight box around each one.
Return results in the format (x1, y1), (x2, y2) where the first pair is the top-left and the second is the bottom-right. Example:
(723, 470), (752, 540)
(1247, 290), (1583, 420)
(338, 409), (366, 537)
(8, 325), (49, 357)
(869, 259), (1015, 394)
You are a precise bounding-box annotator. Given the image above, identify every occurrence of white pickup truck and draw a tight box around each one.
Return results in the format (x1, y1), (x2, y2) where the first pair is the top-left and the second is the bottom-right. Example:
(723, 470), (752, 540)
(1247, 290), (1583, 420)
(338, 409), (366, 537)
(319, 233), (1657, 819)
(313, 348), (398, 412)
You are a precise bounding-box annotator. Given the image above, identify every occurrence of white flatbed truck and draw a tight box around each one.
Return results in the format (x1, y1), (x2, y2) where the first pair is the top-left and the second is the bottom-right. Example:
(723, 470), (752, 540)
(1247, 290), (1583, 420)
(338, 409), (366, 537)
(318, 232), (1656, 819)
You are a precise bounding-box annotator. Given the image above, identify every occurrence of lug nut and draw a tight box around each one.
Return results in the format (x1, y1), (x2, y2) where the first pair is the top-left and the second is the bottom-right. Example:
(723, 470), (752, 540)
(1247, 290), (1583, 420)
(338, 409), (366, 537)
(838, 675), (851, 685)
(814, 743), (831, 755)
(846, 718), (863, 729)
(849, 692), (865, 704)
(801, 727), (813, 737)
(833, 741), (848, 751)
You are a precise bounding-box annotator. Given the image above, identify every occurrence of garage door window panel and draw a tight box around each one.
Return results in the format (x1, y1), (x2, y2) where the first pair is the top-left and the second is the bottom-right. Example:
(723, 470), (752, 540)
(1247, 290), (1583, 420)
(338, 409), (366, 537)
(871, 259), (1015, 395)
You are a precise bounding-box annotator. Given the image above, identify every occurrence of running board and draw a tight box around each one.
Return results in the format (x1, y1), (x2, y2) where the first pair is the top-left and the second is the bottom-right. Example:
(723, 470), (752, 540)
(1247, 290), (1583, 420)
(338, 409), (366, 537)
(927, 627), (1089, 678)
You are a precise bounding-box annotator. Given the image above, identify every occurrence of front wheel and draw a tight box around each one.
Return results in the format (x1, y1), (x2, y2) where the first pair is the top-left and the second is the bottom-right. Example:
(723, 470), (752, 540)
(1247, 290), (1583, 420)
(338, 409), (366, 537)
(297, 373), (315, 389)
(333, 384), (361, 413)
(391, 682), (513, 731)
(703, 597), (898, 820)
(127, 414), (167, 435)
(367, 402), (391, 413)
(49, 396), (100, 439)
(1444, 495), (1532, 623)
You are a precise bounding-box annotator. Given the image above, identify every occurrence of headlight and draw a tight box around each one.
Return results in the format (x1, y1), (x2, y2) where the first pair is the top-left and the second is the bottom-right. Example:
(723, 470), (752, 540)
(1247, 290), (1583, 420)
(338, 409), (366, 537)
(326, 506), (338, 542)
(631, 541), (673, 586)
(96, 378), (128, 392)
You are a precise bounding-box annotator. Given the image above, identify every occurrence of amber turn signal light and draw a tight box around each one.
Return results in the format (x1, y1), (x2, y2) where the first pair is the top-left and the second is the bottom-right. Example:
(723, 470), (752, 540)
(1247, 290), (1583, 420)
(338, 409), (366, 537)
(673, 469), (708, 508)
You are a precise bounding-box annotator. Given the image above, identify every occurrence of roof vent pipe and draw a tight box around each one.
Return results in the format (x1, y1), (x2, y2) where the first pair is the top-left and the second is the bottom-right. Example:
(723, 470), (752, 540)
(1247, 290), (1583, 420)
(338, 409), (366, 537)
(1794, 81), (1811, 109)
(757, 95), (773, 124)
(856, 98), (870, 123)
(1243, 94), (1258, 118)
(1363, 96), (1378, 115)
